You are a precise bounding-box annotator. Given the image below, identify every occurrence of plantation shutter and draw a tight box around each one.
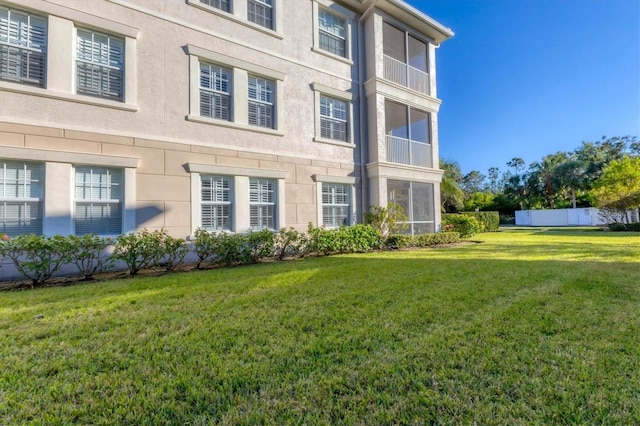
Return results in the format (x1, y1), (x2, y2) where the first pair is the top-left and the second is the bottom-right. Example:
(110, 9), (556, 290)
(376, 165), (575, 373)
(249, 178), (275, 230)
(201, 175), (232, 231)
(76, 29), (124, 100)
(75, 167), (123, 235)
(0, 6), (47, 86)
(0, 161), (44, 235)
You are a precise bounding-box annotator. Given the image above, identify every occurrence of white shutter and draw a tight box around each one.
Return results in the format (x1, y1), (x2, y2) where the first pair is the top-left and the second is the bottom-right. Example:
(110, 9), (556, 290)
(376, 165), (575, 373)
(0, 6), (47, 86)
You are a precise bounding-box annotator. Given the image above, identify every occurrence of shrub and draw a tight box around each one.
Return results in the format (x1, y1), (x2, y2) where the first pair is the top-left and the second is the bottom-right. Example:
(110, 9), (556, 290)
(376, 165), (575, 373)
(628, 222), (640, 232)
(158, 233), (189, 271)
(193, 228), (219, 269)
(112, 229), (165, 275)
(384, 234), (413, 250)
(365, 203), (408, 237)
(66, 234), (114, 280)
(246, 229), (275, 262)
(442, 214), (481, 238)
(455, 211), (499, 232)
(335, 224), (382, 253)
(499, 214), (515, 225)
(413, 232), (461, 247)
(217, 233), (251, 266)
(306, 224), (339, 256)
(274, 227), (306, 259)
(608, 223), (628, 232)
(0, 234), (74, 286)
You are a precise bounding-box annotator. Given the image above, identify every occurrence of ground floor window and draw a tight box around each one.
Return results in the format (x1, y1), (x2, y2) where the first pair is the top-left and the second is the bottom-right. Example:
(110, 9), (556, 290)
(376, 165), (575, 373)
(249, 178), (276, 230)
(0, 161), (44, 235)
(74, 166), (123, 235)
(322, 182), (350, 227)
(201, 175), (232, 231)
(387, 180), (435, 235)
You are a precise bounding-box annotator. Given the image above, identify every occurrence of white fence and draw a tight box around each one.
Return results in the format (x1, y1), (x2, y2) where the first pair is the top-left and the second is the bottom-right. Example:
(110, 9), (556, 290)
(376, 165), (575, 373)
(515, 208), (616, 226)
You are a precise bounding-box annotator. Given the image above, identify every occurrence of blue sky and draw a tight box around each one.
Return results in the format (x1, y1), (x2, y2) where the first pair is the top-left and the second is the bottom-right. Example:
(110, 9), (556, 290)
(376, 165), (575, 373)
(412, 0), (640, 176)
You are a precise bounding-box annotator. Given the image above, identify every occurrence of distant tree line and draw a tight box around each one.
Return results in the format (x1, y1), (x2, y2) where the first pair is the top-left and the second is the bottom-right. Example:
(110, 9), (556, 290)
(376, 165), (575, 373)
(440, 136), (640, 221)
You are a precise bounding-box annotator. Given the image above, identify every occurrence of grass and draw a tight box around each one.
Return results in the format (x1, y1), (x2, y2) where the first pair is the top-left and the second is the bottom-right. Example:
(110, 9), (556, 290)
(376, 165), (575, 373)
(1, 228), (639, 424)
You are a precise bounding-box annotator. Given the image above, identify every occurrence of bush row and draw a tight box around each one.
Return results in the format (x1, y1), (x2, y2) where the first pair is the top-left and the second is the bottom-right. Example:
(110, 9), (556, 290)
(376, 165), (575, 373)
(0, 224), (462, 286)
(608, 222), (640, 232)
(443, 211), (500, 233)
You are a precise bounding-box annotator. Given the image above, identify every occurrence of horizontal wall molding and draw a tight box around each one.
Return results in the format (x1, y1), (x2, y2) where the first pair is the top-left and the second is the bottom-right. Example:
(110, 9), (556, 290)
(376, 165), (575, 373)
(187, 162), (288, 179)
(0, 146), (139, 168)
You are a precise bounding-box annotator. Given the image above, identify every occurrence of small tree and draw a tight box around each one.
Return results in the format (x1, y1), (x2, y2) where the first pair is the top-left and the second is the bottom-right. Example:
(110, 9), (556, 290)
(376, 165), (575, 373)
(67, 234), (114, 280)
(590, 157), (640, 223)
(365, 203), (408, 238)
(0, 235), (74, 286)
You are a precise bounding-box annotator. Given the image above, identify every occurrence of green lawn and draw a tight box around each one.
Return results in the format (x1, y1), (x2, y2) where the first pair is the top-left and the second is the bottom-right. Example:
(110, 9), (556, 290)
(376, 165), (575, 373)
(1, 228), (639, 424)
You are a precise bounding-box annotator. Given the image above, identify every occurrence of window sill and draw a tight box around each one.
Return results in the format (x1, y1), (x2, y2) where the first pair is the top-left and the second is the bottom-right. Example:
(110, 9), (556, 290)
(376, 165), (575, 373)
(186, 0), (283, 40)
(0, 82), (138, 112)
(311, 47), (353, 66)
(313, 136), (355, 149)
(187, 115), (284, 136)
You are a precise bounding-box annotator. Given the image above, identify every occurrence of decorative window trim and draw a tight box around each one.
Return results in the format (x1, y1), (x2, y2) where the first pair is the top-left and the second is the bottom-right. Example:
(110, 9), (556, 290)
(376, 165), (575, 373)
(187, 45), (285, 80)
(187, 163), (287, 179)
(312, 174), (355, 228)
(186, 0), (283, 39)
(73, 166), (124, 236)
(0, 160), (44, 236)
(75, 27), (125, 101)
(311, 82), (354, 146)
(311, 0), (354, 65)
(0, 146), (139, 168)
(200, 174), (233, 231)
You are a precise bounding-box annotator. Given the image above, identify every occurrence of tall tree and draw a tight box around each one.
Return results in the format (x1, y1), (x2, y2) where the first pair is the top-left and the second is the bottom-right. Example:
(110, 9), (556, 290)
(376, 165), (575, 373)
(461, 170), (487, 195)
(487, 167), (501, 193)
(590, 157), (640, 222)
(440, 159), (465, 212)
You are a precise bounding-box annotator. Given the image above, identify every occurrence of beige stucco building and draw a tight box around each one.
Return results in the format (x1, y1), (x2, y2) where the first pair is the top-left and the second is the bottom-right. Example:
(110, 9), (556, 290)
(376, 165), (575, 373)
(0, 0), (452, 239)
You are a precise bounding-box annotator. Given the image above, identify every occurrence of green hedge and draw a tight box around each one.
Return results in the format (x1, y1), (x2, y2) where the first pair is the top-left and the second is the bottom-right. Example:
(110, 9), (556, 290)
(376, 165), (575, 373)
(385, 232), (461, 249)
(443, 211), (500, 233)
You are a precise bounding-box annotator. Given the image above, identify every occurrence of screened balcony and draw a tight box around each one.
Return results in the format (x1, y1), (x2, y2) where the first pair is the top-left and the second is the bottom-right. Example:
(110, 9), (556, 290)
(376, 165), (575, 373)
(382, 22), (430, 96)
(384, 100), (432, 168)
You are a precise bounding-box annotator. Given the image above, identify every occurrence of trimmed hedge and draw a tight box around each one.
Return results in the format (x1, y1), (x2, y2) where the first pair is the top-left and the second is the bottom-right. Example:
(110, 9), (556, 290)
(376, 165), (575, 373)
(385, 232), (461, 249)
(609, 222), (640, 232)
(443, 211), (500, 232)
(442, 214), (481, 238)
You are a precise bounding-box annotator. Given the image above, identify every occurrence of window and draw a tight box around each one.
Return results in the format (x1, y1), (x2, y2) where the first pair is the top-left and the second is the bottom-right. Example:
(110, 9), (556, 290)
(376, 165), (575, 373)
(385, 100), (431, 167)
(382, 22), (429, 94)
(0, 161), (43, 236)
(0, 6), (46, 86)
(387, 180), (435, 235)
(76, 28), (124, 101)
(200, 63), (231, 121)
(320, 95), (347, 142)
(247, 0), (273, 29)
(322, 183), (349, 227)
(249, 178), (275, 230)
(74, 167), (123, 235)
(248, 75), (274, 129)
(200, 0), (231, 13)
(201, 175), (232, 231)
(318, 9), (346, 58)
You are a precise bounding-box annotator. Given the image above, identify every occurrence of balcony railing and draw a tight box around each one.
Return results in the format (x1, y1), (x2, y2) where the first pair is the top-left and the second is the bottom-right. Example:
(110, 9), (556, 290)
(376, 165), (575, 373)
(383, 55), (430, 95)
(385, 135), (432, 168)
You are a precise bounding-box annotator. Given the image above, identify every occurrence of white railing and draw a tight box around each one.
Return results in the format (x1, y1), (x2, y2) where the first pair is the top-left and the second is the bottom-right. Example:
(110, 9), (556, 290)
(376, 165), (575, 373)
(385, 135), (432, 168)
(383, 55), (430, 95)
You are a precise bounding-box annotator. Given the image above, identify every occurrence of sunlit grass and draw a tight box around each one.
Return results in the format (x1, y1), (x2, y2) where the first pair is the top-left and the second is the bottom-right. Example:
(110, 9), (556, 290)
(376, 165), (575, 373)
(1, 228), (639, 424)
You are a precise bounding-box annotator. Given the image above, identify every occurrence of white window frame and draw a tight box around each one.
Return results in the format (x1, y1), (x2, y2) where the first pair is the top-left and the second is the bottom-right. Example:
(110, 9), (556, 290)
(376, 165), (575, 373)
(0, 5), (47, 87)
(186, 45), (285, 136)
(0, 160), (44, 236)
(320, 94), (348, 142)
(74, 166), (123, 236)
(199, 62), (231, 121)
(321, 182), (350, 228)
(248, 75), (274, 129)
(0, 146), (138, 236)
(313, 174), (355, 228)
(318, 8), (346, 58)
(249, 177), (276, 230)
(188, 163), (287, 234)
(247, 0), (273, 30)
(312, 82), (354, 148)
(200, 174), (232, 231)
(75, 27), (125, 101)
(199, 0), (231, 13)
(312, 1), (353, 64)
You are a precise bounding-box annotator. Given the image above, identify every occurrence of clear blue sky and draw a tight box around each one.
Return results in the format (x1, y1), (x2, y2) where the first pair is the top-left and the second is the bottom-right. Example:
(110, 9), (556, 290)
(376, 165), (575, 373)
(412, 0), (640, 176)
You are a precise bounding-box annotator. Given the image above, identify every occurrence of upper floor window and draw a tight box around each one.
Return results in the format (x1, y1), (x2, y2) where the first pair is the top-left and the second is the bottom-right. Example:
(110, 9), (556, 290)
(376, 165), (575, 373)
(247, 0), (273, 30)
(200, 62), (231, 121)
(318, 9), (346, 58)
(76, 28), (124, 101)
(249, 178), (275, 230)
(0, 161), (44, 236)
(200, 0), (231, 13)
(248, 75), (274, 129)
(320, 95), (347, 142)
(74, 166), (123, 235)
(385, 100), (432, 168)
(382, 22), (429, 94)
(0, 6), (46, 87)
(201, 175), (232, 231)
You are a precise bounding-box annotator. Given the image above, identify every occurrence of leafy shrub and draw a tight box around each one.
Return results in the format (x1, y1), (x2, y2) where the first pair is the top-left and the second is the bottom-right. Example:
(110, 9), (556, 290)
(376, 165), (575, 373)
(454, 211), (499, 232)
(442, 214), (481, 238)
(217, 233), (251, 266)
(335, 224), (382, 253)
(66, 234), (114, 280)
(413, 232), (461, 247)
(274, 227), (306, 259)
(0, 234), (74, 286)
(112, 229), (165, 275)
(608, 223), (628, 231)
(193, 228), (219, 269)
(365, 203), (408, 237)
(306, 224), (339, 256)
(628, 222), (640, 232)
(384, 234), (413, 250)
(246, 229), (275, 262)
(158, 233), (189, 271)
(499, 214), (515, 225)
